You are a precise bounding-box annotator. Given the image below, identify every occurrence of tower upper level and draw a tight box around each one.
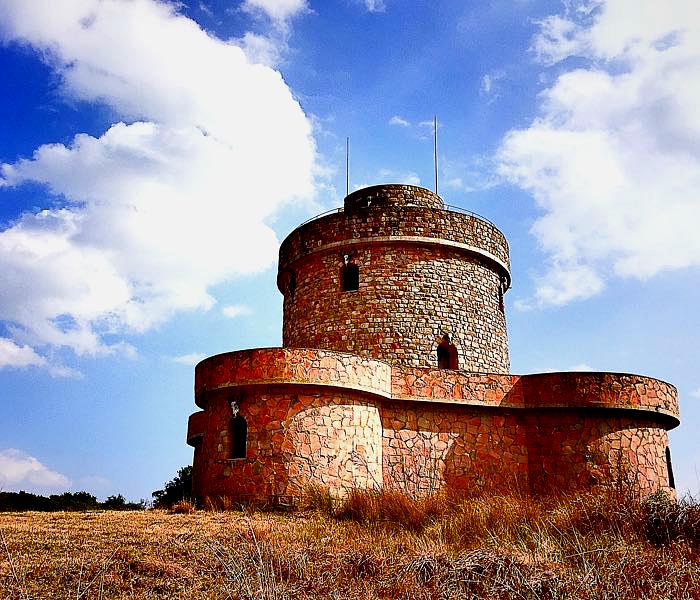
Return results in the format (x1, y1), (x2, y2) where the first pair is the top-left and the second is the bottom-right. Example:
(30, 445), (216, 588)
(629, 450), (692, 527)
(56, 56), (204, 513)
(277, 184), (511, 372)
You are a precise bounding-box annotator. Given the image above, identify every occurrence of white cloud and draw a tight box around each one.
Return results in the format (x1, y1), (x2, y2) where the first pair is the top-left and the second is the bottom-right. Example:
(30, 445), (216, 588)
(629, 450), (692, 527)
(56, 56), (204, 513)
(570, 362), (594, 371)
(531, 14), (586, 65)
(0, 338), (46, 369)
(172, 353), (206, 366)
(513, 262), (604, 310)
(389, 115), (410, 127)
(499, 0), (700, 308)
(360, 0), (386, 13)
(222, 304), (252, 318)
(242, 0), (307, 24)
(690, 388), (700, 399)
(0, 449), (71, 493)
(0, 1), (315, 363)
(233, 31), (284, 66)
(0, 338), (81, 377)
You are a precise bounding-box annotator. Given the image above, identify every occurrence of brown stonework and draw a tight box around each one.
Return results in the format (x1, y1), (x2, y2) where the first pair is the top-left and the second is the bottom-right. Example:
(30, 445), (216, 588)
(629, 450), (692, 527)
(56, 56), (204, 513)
(278, 184), (510, 372)
(187, 184), (680, 504)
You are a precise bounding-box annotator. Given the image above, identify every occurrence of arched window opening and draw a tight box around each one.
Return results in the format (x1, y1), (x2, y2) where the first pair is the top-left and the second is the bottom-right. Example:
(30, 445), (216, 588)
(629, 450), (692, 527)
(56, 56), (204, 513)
(342, 262), (360, 292)
(666, 446), (675, 489)
(230, 401), (247, 459)
(437, 334), (459, 369)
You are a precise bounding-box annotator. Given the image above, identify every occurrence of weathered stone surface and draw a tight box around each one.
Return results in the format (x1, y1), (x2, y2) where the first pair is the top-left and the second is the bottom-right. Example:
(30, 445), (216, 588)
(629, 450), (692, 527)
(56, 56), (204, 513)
(278, 185), (510, 372)
(187, 184), (680, 504)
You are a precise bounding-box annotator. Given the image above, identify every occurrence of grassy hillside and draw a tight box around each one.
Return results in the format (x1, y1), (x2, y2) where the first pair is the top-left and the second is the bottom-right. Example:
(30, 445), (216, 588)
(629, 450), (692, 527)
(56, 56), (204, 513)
(1, 487), (699, 599)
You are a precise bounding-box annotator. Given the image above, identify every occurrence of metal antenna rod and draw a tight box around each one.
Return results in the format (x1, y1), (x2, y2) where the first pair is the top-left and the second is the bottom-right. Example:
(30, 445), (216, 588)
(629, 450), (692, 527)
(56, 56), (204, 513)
(346, 137), (350, 197)
(433, 115), (439, 196)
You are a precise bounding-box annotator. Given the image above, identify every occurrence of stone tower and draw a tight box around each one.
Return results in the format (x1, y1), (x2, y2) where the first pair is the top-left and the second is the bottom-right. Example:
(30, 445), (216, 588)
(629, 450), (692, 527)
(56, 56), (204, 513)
(187, 184), (679, 504)
(277, 185), (510, 372)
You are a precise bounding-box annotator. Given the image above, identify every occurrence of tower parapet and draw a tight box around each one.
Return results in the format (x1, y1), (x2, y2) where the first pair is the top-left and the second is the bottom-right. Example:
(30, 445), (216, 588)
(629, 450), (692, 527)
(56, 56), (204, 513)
(278, 184), (511, 372)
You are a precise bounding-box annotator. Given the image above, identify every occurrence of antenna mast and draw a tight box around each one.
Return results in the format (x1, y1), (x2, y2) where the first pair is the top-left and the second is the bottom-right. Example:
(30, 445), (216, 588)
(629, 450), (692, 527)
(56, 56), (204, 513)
(433, 115), (439, 196)
(346, 137), (350, 197)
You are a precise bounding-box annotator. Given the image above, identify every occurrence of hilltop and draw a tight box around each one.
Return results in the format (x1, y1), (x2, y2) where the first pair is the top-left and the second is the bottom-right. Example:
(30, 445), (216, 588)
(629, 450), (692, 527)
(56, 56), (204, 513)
(1, 488), (699, 599)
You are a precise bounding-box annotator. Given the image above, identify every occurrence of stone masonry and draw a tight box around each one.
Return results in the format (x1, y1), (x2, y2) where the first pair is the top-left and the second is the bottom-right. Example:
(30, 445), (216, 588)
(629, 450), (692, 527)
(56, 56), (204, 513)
(188, 184), (680, 503)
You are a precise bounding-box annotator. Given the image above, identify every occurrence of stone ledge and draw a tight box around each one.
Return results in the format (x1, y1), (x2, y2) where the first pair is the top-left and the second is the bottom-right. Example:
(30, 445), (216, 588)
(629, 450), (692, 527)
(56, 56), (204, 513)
(194, 348), (679, 427)
(282, 235), (511, 286)
(278, 204), (511, 275)
(195, 348), (392, 408)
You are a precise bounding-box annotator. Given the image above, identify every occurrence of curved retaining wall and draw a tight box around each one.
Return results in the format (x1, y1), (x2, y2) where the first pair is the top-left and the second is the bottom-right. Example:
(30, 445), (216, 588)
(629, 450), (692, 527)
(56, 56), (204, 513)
(188, 349), (679, 501)
(277, 185), (511, 372)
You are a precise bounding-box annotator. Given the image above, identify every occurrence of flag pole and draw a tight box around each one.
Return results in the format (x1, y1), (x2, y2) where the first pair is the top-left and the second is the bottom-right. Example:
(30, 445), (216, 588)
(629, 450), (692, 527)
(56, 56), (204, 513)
(433, 115), (438, 195)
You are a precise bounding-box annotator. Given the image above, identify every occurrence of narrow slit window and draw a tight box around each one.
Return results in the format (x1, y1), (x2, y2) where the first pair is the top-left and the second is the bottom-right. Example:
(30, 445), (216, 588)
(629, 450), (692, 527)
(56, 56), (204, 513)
(231, 415), (247, 459)
(665, 446), (675, 489)
(342, 263), (360, 291)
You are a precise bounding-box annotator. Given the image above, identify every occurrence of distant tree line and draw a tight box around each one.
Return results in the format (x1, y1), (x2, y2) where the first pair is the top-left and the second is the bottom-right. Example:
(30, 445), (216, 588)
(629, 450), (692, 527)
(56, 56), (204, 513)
(0, 490), (146, 512)
(151, 465), (192, 508)
(1, 464), (193, 512)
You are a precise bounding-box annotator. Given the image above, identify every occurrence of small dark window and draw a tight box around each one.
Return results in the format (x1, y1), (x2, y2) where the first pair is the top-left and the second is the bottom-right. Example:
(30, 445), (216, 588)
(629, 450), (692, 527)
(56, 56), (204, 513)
(287, 270), (296, 295)
(231, 415), (247, 459)
(666, 446), (675, 489)
(498, 277), (507, 313)
(437, 334), (459, 369)
(342, 263), (359, 291)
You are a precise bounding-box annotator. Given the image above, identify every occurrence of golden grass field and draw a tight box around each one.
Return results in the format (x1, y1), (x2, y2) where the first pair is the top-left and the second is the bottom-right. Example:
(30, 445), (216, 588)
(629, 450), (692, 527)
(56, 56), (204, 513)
(1, 488), (699, 599)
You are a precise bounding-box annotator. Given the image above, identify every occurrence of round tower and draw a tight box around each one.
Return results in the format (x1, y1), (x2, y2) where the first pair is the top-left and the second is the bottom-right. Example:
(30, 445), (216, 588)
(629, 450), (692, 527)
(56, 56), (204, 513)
(277, 184), (511, 372)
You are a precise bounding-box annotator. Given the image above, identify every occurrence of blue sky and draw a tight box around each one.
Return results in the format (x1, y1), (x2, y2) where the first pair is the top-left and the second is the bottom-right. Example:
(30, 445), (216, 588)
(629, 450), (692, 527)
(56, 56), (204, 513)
(0, 0), (698, 501)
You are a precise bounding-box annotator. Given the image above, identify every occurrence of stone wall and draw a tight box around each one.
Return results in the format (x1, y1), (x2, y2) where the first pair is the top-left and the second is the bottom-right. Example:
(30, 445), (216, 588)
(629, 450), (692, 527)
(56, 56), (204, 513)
(189, 349), (679, 502)
(381, 403), (528, 495)
(189, 388), (382, 501)
(343, 184), (445, 212)
(526, 413), (672, 494)
(277, 184), (511, 372)
(278, 189), (511, 270)
(280, 243), (509, 372)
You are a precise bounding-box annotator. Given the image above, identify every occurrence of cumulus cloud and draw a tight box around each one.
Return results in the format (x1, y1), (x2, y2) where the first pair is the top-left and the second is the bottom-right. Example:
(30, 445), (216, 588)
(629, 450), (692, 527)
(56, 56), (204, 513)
(0, 0), (315, 366)
(498, 0), (700, 308)
(0, 337), (81, 377)
(0, 338), (46, 369)
(233, 31), (284, 66)
(0, 448), (70, 493)
(237, 0), (308, 60)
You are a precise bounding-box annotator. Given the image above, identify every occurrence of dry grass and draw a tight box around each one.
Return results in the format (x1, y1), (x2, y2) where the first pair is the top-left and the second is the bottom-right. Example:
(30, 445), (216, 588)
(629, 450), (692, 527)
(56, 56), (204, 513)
(1, 488), (699, 599)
